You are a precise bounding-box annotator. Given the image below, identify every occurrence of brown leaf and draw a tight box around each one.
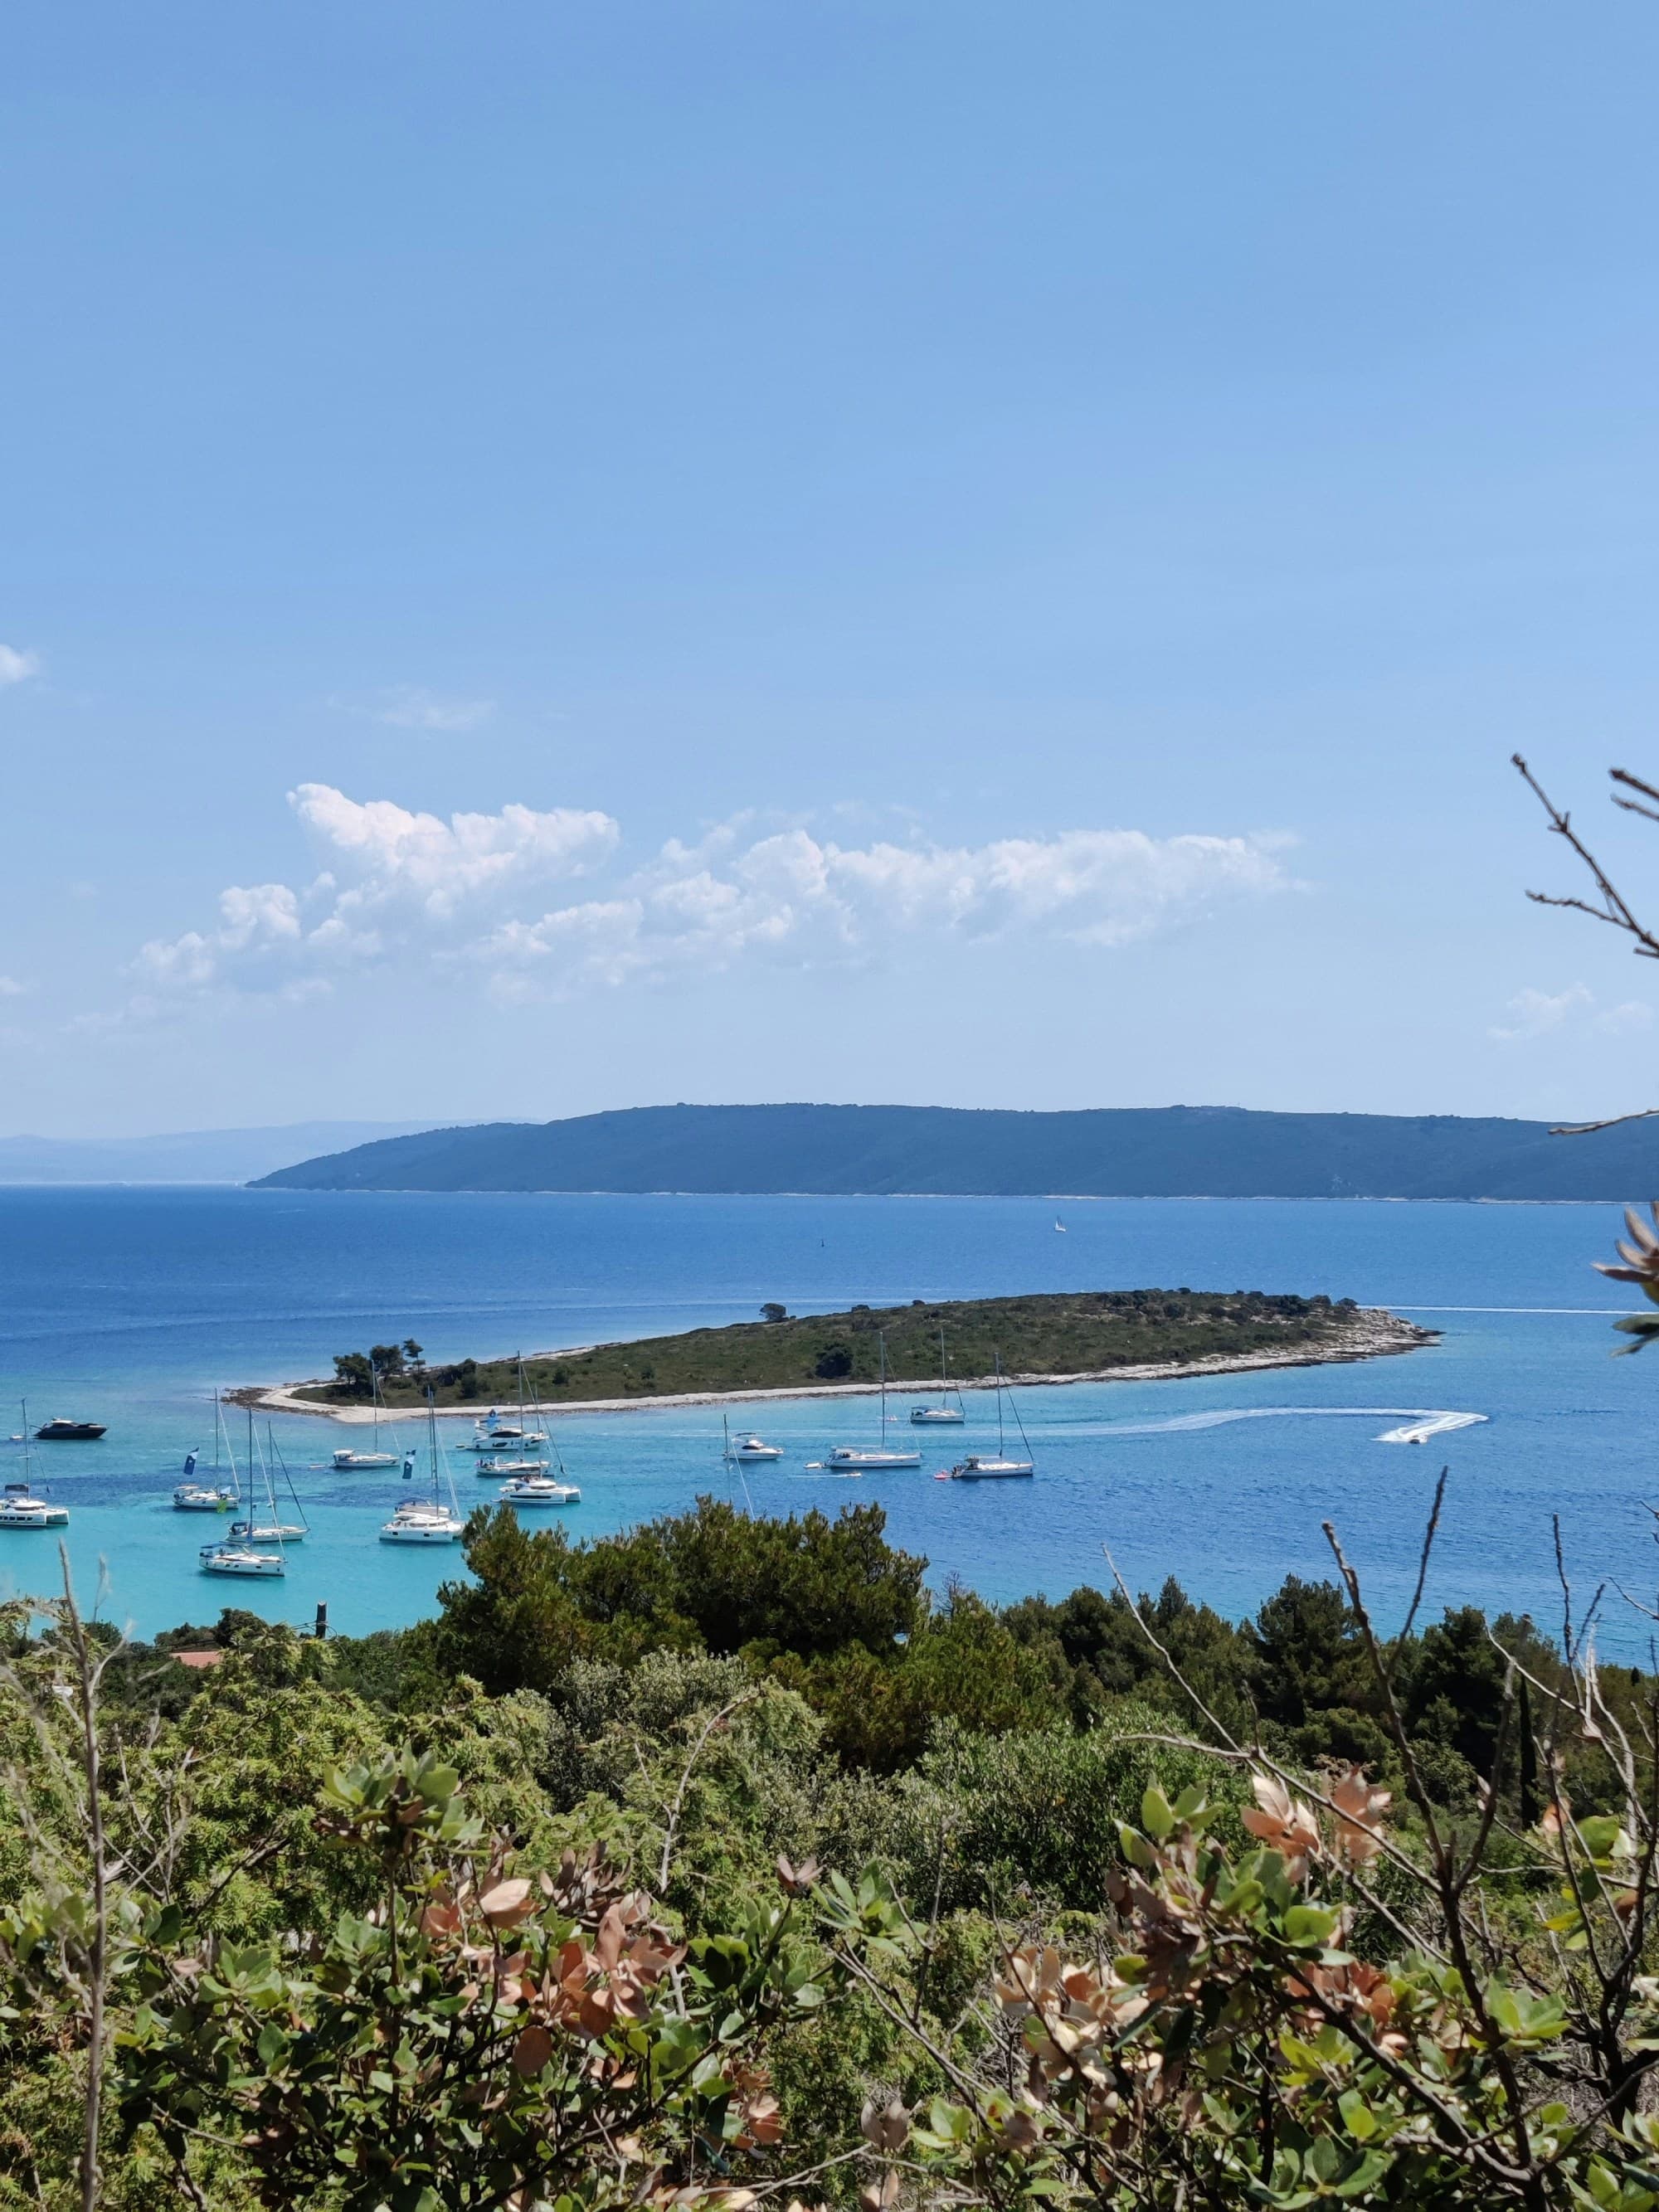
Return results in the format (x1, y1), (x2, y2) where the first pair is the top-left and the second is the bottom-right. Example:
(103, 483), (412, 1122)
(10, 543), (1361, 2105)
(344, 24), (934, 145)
(512, 2025), (553, 2076)
(480, 1878), (533, 1927)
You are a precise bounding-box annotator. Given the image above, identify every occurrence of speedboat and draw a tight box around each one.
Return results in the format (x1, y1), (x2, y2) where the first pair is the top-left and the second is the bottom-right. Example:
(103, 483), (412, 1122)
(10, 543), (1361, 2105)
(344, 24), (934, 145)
(501, 1472), (581, 1506)
(0, 1484), (69, 1529)
(34, 1417), (105, 1441)
(731, 1433), (783, 1461)
(827, 1445), (922, 1470)
(174, 1483), (237, 1511)
(475, 1456), (550, 1477)
(199, 1542), (284, 1577)
(944, 1453), (1034, 1481)
(332, 1446), (401, 1470)
(909, 1406), (964, 1426)
(380, 1500), (465, 1544)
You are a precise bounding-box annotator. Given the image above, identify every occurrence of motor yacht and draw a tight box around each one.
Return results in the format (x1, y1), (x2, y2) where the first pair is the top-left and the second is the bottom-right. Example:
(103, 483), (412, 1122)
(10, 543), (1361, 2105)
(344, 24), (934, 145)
(500, 1472), (581, 1506)
(34, 1416), (105, 1441)
(730, 1432), (783, 1461)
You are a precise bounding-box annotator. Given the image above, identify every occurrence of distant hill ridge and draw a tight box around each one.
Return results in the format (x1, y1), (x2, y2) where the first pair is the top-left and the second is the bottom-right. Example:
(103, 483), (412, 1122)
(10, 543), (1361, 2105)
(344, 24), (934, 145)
(251, 1102), (1659, 1201)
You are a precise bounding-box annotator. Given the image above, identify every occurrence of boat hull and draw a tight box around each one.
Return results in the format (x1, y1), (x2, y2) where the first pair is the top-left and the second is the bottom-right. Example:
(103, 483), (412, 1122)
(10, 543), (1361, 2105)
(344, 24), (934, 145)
(948, 1459), (1034, 1480)
(0, 1508), (70, 1529)
(909, 1409), (964, 1425)
(333, 1451), (399, 1470)
(199, 1551), (284, 1577)
(379, 1524), (463, 1544)
(828, 1449), (922, 1469)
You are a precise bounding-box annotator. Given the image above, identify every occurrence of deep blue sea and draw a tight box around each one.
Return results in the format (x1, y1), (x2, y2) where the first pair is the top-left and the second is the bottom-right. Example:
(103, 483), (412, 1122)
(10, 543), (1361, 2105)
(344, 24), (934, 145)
(1, 1187), (1656, 1655)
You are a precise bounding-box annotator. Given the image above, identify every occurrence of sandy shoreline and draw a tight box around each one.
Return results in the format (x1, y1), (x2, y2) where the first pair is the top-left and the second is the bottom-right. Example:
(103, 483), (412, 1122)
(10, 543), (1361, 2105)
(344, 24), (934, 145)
(232, 1309), (1433, 1424)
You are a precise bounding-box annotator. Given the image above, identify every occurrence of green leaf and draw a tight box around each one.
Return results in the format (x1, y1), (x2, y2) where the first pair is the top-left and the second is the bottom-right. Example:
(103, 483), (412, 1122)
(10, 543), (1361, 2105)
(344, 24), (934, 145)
(1337, 2088), (1376, 2142)
(1141, 1786), (1175, 1841)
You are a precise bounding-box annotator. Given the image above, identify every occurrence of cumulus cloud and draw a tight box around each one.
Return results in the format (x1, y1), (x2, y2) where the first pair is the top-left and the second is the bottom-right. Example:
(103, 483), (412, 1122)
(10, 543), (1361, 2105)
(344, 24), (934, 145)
(1489, 984), (1652, 1043)
(0, 645), (40, 688)
(126, 786), (1294, 1008)
(0, 975), (27, 997)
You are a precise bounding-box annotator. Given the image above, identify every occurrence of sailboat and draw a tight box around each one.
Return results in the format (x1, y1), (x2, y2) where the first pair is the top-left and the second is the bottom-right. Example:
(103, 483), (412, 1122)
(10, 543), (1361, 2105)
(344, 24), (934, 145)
(332, 1369), (403, 1470)
(0, 1403), (70, 1529)
(945, 1350), (1034, 1480)
(230, 1420), (309, 1543)
(381, 1392), (466, 1543)
(174, 1394), (241, 1510)
(826, 1332), (922, 1469)
(909, 1325), (966, 1426)
(201, 1412), (286, 1573)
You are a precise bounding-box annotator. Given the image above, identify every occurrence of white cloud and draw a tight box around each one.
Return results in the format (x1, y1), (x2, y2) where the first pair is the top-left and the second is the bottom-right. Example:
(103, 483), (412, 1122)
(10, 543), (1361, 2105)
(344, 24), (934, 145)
(126, 787), (1294, 1010)
(1489, 984), (1652, 1043)
(334, 684), (496, 732)
(0, 975), (27, 997)
(0, 645), (40, 688)
(133, 785), (621, 998)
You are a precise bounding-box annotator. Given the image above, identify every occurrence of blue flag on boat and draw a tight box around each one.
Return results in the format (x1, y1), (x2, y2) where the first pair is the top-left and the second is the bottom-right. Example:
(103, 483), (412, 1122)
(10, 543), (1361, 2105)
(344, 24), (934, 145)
(402, 1451), (416, 1480)
(182, 1451), (197, 1478)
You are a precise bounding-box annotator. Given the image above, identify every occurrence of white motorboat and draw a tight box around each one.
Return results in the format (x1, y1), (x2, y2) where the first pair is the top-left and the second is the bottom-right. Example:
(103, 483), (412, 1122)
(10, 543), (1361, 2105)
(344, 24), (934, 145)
(941, 1351), (1034, 1481)
(475, 1456), (550, 1477)
(0, 1484), (69, 1530)
(1, 1406), (69, 1526)
(731, 1432), (783, 1461)
(500, 1472), (581, 1506)
(462, 1395), (547, 1450)
(382, 1394), (466, 1543)
(199, 1542), (284, 1578)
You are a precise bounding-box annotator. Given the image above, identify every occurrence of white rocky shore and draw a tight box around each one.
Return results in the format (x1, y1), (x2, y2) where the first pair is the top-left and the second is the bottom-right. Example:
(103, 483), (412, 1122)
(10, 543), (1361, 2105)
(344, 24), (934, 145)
(238, 1306), (1433, 1423)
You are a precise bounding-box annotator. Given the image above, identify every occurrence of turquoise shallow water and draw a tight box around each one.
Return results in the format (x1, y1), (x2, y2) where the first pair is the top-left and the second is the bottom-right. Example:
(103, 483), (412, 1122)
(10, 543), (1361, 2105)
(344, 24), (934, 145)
(0, 1187), (1654, 1653)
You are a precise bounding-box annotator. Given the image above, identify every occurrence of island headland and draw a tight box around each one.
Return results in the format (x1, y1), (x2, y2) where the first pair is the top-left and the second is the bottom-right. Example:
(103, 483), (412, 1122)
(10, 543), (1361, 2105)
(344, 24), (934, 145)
(236, 1287), (1436, 1422)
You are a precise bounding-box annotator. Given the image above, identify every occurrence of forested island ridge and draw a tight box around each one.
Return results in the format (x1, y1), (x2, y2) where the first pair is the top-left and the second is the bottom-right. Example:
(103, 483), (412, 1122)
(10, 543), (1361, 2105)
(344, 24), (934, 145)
(257, 1286), (1433, 1417)
(252, 1099), (1659, 1199)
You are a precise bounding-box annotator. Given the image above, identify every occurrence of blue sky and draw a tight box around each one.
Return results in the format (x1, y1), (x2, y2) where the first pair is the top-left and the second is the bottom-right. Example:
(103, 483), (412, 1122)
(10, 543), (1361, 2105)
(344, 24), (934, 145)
(4, 2), (1659, 1135)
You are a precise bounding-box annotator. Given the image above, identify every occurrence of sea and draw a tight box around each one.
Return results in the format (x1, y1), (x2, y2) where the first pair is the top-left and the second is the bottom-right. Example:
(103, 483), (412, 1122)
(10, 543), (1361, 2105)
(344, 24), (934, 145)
(1, 1185), (1656, 1656)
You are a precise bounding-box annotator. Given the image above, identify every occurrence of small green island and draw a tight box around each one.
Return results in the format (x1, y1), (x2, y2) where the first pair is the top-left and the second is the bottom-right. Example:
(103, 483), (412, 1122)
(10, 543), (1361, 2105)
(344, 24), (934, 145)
(288, 1287), (1432, 1412)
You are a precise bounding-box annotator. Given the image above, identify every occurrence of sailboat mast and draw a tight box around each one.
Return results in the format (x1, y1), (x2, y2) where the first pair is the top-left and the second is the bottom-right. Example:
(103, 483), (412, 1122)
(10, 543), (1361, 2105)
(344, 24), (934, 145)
(878, 1330), (888, 1433)
(939, 1325), (948, 1406)
(995, 1350), (1005, 1456)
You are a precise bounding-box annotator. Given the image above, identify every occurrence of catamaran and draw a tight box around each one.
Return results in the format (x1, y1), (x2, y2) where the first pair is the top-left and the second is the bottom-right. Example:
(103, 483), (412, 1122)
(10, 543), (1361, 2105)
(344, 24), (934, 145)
(944, 1350), (1034, 1480)
(909, 1325), (966, 1425)
(0, 1408), (68, 1527)
(382, 1393), (466, 1543)
(826, 1333), (922, 1469)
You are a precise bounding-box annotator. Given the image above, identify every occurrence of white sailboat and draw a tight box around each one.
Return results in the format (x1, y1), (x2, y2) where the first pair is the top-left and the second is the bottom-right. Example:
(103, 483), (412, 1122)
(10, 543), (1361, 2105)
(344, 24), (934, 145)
(230, 1419), (309, 1543)
(909, 1325), (966, 1425)
(826, 1333), (922, 1469)
(0, 1403), (69, 1529)
(381, 1393), (466, 1543)
(202, 1414), (287, 1574)
(332, 1371), (403, 1470)
(945, 1349), (1034, 1480)
(173, 1403), (238, 1512)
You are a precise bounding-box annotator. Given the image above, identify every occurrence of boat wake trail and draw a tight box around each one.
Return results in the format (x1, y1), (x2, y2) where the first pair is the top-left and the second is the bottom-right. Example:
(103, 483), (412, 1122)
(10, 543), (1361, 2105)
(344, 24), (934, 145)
(1102, 1407), (1488, 1446)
